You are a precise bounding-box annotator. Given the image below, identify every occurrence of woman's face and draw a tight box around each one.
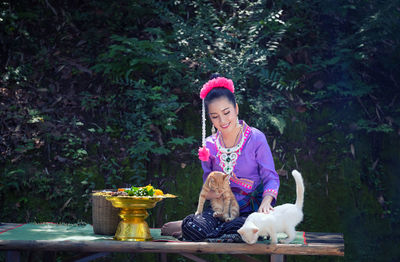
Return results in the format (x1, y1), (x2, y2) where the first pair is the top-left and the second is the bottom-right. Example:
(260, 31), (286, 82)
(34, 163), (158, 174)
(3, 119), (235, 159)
(207, 97), (239, 135)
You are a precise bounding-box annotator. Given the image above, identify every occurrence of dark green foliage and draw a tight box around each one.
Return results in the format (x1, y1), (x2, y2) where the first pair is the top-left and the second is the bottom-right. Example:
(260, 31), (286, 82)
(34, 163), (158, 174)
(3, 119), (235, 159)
(1, 0), (399, 261)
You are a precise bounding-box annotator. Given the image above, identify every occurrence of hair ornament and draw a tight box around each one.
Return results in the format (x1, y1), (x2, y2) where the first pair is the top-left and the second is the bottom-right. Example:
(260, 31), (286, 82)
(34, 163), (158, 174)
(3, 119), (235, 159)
(199, 77), (234, 99)
(198, 146), (210, 162)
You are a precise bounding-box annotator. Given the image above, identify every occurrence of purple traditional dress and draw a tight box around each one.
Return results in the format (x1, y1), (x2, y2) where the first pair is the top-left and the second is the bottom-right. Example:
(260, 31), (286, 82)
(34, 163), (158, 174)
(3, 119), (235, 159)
(181, 120), (280, 241)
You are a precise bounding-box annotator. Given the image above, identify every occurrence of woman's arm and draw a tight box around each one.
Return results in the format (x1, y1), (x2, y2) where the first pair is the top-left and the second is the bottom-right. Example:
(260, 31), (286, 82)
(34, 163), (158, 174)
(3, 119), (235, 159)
(254, 130), (280, 208)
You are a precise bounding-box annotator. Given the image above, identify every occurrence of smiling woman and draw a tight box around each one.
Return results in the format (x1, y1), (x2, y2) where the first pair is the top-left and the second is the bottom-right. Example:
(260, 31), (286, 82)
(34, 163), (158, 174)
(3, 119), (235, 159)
(162, 74), (280, 242)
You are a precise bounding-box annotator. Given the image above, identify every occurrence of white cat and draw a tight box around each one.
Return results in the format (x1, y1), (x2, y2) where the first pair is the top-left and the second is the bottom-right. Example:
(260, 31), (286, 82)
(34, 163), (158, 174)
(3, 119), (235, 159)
(237, 170), (304, 244)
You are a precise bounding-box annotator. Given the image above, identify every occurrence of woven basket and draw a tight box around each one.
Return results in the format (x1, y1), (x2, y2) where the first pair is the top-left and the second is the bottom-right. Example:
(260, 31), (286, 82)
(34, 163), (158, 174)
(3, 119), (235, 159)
(92, 191), (120, 235)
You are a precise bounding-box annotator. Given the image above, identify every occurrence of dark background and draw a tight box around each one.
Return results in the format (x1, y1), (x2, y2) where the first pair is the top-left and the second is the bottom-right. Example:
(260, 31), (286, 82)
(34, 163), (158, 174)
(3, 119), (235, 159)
(1, 0), (399, 261)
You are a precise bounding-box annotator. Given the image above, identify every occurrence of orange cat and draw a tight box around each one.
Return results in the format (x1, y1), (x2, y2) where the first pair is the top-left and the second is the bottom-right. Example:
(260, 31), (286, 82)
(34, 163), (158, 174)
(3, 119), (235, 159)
(195, 171), (240, 222)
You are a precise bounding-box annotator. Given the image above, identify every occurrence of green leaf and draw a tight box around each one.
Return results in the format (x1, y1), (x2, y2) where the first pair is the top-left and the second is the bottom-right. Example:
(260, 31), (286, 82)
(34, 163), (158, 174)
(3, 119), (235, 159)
(268, 115), (286, 135)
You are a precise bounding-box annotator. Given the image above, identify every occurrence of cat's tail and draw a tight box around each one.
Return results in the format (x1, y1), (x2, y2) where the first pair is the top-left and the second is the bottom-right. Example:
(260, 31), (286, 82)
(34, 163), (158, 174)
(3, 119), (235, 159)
(292, 170), (305, 209)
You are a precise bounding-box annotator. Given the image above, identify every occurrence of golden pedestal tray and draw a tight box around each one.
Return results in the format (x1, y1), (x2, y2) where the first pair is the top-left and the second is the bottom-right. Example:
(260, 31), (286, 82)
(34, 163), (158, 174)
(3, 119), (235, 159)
(106, 194), (176, 241)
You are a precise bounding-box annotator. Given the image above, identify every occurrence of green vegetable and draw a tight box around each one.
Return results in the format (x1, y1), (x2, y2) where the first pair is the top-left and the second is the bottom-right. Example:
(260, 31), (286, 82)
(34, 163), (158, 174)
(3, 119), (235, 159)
(124, 186), (154, 196)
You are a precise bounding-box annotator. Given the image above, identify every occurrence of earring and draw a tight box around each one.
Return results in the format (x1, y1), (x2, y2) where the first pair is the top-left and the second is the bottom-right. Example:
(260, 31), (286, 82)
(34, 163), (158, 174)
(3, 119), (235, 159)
(211, 125), (216, 134)
(236, 117), (240, 126)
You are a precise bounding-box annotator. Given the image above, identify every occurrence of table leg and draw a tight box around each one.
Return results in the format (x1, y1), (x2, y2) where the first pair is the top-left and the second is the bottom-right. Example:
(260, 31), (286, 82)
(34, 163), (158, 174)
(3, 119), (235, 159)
(271, 254), (284, 262)
(73, 252), (110, 262)
(160, 253), (167, 262)
(6, 251), (20, 262)
(180, 253), (210, 262)
(42, 251), (56, 262)
(232, 254), (262, 262)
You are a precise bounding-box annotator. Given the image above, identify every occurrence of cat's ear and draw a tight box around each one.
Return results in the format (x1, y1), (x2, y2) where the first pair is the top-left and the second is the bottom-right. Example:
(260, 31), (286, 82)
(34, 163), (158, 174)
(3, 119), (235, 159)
(222, 173), (229, 180)
(208, 177), (215, 187)
(237, 228), (243, 235)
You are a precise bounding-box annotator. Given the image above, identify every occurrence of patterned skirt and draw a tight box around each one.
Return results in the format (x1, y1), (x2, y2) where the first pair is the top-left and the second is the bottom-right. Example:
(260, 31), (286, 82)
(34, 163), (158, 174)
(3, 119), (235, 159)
(181, 185), (264, 241)
(181, 207), (250, 242)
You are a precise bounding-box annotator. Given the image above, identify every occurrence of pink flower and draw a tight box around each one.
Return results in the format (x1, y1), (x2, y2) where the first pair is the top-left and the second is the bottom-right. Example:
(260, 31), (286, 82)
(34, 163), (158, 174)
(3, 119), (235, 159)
(198, 146), (210, 161)
(200, 77), (234, 99)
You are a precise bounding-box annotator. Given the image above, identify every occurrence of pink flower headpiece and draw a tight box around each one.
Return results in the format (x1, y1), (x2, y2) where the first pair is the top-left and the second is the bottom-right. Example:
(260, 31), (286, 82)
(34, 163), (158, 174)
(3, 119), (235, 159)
(199, 77), (235, 99)
(198, 76), (235, 162)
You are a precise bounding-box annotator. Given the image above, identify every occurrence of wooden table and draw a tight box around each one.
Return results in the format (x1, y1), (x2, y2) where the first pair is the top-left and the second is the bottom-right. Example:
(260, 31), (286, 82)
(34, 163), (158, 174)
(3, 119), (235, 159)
(0, 223), (344, 262)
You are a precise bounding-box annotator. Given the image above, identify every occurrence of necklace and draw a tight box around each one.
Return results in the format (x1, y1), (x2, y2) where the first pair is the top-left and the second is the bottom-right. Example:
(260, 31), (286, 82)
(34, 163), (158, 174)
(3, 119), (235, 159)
(221, 125), (242, 148)
(216, 125), (245, 175)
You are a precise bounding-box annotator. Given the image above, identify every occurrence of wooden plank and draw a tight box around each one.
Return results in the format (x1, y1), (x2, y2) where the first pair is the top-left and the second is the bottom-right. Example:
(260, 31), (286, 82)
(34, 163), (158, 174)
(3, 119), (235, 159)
(0, 239), (344, 256)
(0, 224), (344, 257)
(305, 232), (344, 244)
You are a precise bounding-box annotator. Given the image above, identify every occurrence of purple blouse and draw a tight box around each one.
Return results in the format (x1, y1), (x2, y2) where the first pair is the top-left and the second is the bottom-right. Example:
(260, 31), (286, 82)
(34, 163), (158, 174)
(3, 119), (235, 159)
(201, 120), (280, 213)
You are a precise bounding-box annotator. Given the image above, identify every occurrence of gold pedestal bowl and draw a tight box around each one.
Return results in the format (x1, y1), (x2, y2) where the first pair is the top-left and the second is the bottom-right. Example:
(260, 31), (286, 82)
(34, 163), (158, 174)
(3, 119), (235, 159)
(106, 194), (176, 241)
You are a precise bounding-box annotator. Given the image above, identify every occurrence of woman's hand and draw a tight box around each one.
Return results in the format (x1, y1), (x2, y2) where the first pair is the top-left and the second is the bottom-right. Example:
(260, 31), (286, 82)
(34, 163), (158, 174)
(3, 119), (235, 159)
(258, 195), (274, 214)
(206, 190), (223, 200)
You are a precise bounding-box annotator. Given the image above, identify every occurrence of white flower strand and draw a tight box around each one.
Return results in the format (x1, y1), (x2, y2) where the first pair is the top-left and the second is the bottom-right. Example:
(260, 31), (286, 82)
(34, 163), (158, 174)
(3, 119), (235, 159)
(202, 99), (206, 147)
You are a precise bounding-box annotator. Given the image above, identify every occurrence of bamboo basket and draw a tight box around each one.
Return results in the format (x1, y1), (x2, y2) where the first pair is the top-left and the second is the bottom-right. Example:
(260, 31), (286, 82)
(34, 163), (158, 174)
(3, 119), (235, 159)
(92, 191), (120, 235)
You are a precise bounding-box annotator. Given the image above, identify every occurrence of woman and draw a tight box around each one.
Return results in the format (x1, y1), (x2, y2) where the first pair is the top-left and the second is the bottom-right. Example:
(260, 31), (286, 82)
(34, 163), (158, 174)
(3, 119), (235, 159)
(162, 74), (280, 241)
